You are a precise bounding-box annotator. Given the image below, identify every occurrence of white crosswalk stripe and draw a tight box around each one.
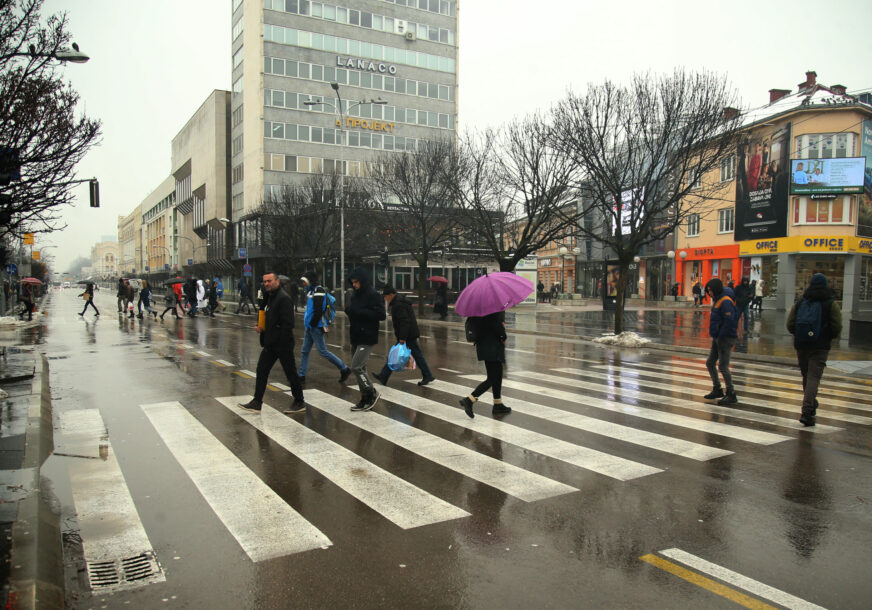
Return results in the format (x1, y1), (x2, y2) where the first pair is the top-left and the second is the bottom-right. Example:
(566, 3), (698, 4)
(269, 381), (291, 391)
(301, 389), (576, 501)
(680, 356), (872, 391)
(452, 374), (789, 445)
(59, 409), (165, 589)
(141, 401), (331, 561)
(526, 369), (843, 434)
(214, 396), (469, 529)
(346, 385), (662, 480)
(585, 363), (872, 424)
(413, 379), (733, 461)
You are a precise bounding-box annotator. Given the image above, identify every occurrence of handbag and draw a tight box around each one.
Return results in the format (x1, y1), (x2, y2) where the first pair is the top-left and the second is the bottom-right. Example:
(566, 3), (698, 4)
(82, 293), (89, 301)
(387, 343), (412, 371)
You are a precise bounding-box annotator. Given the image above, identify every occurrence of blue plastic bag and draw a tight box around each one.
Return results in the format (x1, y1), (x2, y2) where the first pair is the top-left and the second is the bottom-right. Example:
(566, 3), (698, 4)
(387, 343), (412, 371)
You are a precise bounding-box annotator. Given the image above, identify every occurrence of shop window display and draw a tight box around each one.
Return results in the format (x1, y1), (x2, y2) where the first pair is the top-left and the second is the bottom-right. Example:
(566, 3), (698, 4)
(795, 255), (844, 301)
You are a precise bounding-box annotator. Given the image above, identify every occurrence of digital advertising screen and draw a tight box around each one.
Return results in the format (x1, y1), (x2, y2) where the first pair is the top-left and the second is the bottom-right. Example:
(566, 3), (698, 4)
(789, 157), (865, 195)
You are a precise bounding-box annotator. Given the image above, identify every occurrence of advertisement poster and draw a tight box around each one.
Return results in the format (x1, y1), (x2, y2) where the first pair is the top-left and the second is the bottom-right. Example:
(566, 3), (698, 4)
(612, 188), (644, 236)
(790, 158), (865, 194)
(735, 123), (791, 241)
(858, 119), (872, 238)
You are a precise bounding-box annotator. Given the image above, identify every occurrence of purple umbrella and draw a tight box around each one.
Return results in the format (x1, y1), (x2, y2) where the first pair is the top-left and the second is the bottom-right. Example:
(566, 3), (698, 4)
(454, 272), (534, 317)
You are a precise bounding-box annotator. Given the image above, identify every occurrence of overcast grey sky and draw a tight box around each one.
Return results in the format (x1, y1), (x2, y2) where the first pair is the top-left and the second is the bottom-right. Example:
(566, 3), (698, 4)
(39, 0), (872, 271)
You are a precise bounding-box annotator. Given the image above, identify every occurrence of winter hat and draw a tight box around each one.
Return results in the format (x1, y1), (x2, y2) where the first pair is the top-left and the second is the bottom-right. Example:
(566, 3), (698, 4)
(382, 284), (397, 296)
(809, 273), (827, 288)
(301, 271), (319, 285)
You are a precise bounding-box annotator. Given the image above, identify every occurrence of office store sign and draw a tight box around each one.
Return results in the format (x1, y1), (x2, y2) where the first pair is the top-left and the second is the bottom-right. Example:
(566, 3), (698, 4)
(336, 56), (398, 74)
(740, 236), (872, 255)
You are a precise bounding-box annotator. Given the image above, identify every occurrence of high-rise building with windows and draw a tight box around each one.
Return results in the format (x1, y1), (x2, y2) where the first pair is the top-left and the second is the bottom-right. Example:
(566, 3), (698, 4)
(230, 0), (459, 258)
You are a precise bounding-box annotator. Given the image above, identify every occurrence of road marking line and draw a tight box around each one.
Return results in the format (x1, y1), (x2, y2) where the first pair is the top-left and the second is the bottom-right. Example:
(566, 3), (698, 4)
(546, 368), (843, 433)
(215, 359), (235, 367)
(301, 390), (576, 502)
(659, 548), (826, 610)
(587, 364), (872, 424)
(270, 382), (291, 391)
(438, 368), (464, 374)
(215, 396), (469, 529)
(239, 369), (257, 377)
(266, 384), (282, 391)
(196, 350), (212, 357)
(59, 409), (165, 588)
(141, 401), (331, 561)
(457, 375), (788, 445)
(678, 356), (872, 389)
(640, 554), (776, 610)
(414, 379), (732, 461)
(233, 371), (253, 379)
(347, 386), (661, 480)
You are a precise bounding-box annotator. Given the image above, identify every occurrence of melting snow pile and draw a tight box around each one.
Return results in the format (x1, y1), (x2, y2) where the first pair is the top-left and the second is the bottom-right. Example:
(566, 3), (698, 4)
(592, 331), (651, 347)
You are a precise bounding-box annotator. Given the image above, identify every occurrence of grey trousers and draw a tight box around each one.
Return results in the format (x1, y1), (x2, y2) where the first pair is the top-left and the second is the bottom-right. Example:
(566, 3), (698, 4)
(350, 344), (375, 397)
(797, 347), (828, 416)
(706, 337), (736, 391)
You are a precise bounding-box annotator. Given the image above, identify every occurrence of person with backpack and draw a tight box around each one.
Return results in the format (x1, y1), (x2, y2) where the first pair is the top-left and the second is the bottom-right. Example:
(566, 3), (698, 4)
(159, 285), (180, 320)
(372, 285), (435, 387)
(345, 268), (386, 412)
(459, 311), (512, 418)
(702, 278), (739, 405)
(787, 273), (842, 427)
(236, 276), (253, 314)
(297, 271), (351, 385)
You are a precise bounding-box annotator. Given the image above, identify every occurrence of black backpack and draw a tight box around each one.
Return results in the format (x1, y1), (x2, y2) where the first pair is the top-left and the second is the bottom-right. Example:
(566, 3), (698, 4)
(795, 298), (829, 345)
(464, 317), (480, 343)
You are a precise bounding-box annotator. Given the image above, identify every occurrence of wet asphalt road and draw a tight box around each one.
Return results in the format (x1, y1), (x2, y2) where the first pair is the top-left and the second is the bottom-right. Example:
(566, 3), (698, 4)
(29, 291), (872, 608)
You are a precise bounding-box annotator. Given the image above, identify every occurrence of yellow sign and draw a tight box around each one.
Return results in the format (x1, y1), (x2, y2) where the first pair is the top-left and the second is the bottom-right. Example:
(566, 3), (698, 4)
(338, 117), (396, 133)
(23, 233), (34, 245)
(739, 235), (872, 256)
(33, 250), (40, 260)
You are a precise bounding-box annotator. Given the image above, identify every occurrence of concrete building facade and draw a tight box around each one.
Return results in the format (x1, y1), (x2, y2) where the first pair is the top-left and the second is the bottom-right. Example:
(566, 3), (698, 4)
(141, 176), (177, 273)
(90, 241), (119, 279)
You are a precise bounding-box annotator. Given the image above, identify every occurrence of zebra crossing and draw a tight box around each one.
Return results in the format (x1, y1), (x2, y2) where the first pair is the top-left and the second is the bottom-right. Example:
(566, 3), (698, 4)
(60, 345), (872, 593)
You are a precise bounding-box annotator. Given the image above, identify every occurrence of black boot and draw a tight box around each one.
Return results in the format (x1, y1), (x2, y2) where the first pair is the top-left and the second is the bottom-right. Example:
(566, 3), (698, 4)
(717, 390), (738, 405)
(703, 387), (724, 400)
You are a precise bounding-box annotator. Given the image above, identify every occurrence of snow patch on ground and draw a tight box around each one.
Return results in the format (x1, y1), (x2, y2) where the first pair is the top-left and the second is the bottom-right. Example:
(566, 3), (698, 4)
(592, 331), (651, 347)
(0, 314), (40, 327)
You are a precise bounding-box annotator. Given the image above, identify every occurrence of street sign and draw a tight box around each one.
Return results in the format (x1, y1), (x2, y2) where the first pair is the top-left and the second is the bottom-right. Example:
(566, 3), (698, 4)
(243, 263), (252, 273)
(145, 266), (150, 272)
(5, 263), (18, 275)
(243, 271), (252, 277)
(187, 258), (193, 266)
(238, 248), (247, 259)
(23, 233), (34, 245)
(33, 250), (40, 260)
(164, 264), (170, 270)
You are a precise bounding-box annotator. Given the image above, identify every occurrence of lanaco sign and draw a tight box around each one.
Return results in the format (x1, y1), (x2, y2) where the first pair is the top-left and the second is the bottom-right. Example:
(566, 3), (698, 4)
(336, 56), (398, 75)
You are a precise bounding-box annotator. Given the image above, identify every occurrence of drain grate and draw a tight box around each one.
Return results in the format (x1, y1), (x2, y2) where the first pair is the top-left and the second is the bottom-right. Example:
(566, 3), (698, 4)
(86, 552), (163, 590)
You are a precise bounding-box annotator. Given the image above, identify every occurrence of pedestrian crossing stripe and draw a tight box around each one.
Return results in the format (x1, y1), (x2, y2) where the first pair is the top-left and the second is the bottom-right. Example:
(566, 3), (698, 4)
(233, 371), (253, 379)
(59, 409), (165, 590)
(346, 385), (662, 480)
(270, 382), (291, 391)
(214, 359), (235, 367)
(214, 396), (470, 529)
(266, 384), (282, 391)
(584, 364), (872, 424)
(299, 390), (577, 502)
(412, 379), (733, 461)
(141, 401), (331, 561)
(678, 356), (872, 389)
(517, 370), (842, 434)
(647, 548), (826, 610)
(452, 374), (788, 445)
(239, 369), (257, 377)
(196, 350), (212, 357)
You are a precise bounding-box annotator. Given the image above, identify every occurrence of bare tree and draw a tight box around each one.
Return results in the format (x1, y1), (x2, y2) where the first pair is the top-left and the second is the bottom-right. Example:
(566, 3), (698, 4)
(454, 115), (581, 272)
(551, 70), (741, 334)
(365, 138), (460, 315)
(0, 0), (101, 238)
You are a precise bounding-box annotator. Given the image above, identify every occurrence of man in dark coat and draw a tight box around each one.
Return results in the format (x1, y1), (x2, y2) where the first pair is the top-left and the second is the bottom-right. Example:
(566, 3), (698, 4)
(703, 278), (738, 405)
(239, 272), (305, 413)
(734, 277), (753, 333)
(373, 285), (435, 387)
(787, 273), (842, 427)
(345, 268), (386, 411)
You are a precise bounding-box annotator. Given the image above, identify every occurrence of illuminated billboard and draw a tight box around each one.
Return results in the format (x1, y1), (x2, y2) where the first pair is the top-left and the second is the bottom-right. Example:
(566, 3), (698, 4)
(790, 157), (865, 195)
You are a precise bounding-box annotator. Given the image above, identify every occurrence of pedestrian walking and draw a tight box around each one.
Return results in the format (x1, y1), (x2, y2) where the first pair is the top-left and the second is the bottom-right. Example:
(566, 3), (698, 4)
(786, 273), (842, 427)
(125, 280), (135, 318)
(289, 280), (300, 313)
(296, 272), (351, 385)
(196, 279), (207, 314)
(537, 280), (545, 303)
(734, 277), (753, 333)
(692, 281), (703, 307)
(78, 282), (99, 317)
(459, 311), (512, 418)
(19, 283), (33, 321)
(207, 279), (218, 317)
(214, 277), (225, 312)
(702, 278), (739, 405)
(434, 282), (448, 320)
(753, 279), (765, 311)
(238, 272), (305, 414)
(137, 280), (157, 319)
(373, 285), (435, 387)
(184, 278), (197, 316)
(344, 268), (386, 412)
(116, 278), (126, 313)
(236, 276), (253, 314)
(172, 280), (185, 317)
(159, 287), (180, 320)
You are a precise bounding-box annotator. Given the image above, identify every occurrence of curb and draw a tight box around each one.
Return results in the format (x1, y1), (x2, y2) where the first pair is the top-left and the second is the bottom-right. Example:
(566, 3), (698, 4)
(6, 354), (64, 610)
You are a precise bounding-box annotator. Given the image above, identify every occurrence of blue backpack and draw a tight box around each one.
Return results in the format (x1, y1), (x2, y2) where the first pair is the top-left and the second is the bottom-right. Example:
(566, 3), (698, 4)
(321, 292), (337, 326)
(794, 299), (825, 344)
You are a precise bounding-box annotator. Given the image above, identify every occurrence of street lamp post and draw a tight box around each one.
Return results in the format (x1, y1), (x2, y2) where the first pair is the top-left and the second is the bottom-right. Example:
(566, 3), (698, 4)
(304, 83), (386, 308)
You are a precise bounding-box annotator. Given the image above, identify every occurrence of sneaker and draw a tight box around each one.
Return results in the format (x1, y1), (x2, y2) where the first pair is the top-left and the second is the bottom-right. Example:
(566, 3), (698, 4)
(238, 399), (262, 412)
(799, 415), (815, 427)
(372, 372), (388, 386)
(351, 392), (378, 412)
(284, 398), (306, 414)
(703, 388), (725, 400)
(77, 312), (83, 316)
(338, 367), (351, 384)
(418, 376), (435, 386)
(460, 396), (474, 418)
(492, 404), (512, 415)
(350, 398), (367, 411)
(717, 391), (738, 405)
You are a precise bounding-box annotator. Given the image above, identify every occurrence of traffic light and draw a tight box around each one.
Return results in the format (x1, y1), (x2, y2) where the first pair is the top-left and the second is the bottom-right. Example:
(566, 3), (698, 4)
(89, 179), (100, 207)
(380, 250), (389, 267)
(0, 147), (20, 186)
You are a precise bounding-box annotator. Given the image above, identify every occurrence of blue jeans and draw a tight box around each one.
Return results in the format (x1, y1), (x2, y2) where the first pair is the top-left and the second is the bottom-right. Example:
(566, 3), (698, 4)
(298, 326), (346, 375)
(378, 337), (433, 382)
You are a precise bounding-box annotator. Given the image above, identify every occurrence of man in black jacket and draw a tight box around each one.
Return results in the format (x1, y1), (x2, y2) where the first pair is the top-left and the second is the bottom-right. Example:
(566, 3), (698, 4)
(239, 272), (305, 413)
(345, 268), (386, 411)
(734, 277), (753, 333)
(373, 285), (435, 387)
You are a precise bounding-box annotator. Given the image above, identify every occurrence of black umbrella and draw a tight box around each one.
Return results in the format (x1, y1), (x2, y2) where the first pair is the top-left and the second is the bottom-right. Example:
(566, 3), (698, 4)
(165, 278), (184, 286)
(76, 279), (95, 285)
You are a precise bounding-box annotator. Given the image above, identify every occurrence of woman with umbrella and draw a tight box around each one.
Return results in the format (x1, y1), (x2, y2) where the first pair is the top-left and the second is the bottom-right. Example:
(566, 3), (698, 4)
(455, 272), (534, 418)
(18, 279), (37, 321)
(77, 280), (99, 317)
(430, 276), (448, 320)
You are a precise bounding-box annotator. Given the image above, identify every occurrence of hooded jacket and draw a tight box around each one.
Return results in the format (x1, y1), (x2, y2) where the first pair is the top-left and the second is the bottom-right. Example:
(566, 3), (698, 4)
(706, 278), (738, 339)
(388, 293), (420, 342)
(786, 273), (842, 350)
(734, 278), (753, 309)
(260, 284), (295, 350)
(345, 268), (385, 345)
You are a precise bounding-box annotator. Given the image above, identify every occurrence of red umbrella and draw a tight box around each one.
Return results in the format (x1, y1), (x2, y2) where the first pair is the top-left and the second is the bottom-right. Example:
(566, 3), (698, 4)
(427, 275), (448, 283)
(21, 277), (44, 285)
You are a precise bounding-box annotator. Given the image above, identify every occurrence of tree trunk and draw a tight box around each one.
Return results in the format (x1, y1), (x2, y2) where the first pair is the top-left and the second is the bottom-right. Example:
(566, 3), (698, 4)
(417, 261), (428, 317)
(498, 258), (516, 272)
(612, 260), (630, 335)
